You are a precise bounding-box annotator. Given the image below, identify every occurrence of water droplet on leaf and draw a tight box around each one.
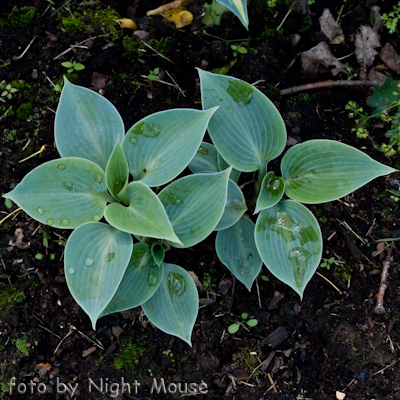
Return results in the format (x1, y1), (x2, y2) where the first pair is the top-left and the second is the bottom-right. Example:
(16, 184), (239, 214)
(85, 257), (94, 266)
(104, 253), (115, 262)
(67, 267), (75, 274)
(272, 179), (281, 190)
(130, 137), (138, 143)
(37, 207), (45, 215)
(57, 164), (66, 170)
(92, 214), (101, 221)
(46, 218), (54, 226)
(148, 274), (157, 286)
(60, 219), (70, 226)
(167, 271), (186, 301)
(95, 175), (103, 183)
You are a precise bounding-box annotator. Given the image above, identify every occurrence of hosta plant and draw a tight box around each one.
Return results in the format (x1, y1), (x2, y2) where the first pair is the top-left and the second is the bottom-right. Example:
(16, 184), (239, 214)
(4, 72), (396, 346)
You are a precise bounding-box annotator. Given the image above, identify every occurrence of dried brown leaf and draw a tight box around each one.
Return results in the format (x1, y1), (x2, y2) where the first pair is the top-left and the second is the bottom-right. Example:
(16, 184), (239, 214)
(7, 228), (30, 250)
(380, 42), (400, 74)
(319, 9), (343, 41)
(355, 26), (381, 79)
(371, 6), (384, 32)
(301, 41), (349, 76)
(188, 271), (204, 291)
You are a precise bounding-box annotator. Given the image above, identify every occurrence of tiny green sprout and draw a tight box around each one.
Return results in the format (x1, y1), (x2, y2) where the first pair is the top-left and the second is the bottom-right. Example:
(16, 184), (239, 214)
(320, 257), (335, 270)
(61, 61), (86, 73)
(54, 84), (63, 93)
(228, 312), (258, 334)
(148, 67), (160, 81)
(261, 275), (269, 281)
(230, 44), (248, 58)
(1, 84), (18, 100)
(50, 253), (56, 260)
(35, 253), (44, 260)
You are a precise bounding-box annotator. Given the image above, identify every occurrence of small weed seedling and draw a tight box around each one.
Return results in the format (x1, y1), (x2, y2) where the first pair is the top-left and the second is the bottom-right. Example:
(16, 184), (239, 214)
(228, 313), (258, 334)
(320, 257), (336, 270)
(346, 78), (400, 156)
(1, 84), (17, 100)
(148, 68), (160, 81)
(230, 44), (248, 58)
(61, 61), (85, 74)
(382, 1), (400, 34)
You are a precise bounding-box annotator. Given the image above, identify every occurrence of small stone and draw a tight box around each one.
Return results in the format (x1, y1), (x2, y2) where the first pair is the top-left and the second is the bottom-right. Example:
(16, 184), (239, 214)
(82, 346), (97, 357)
(112, 325), (123, 337)
(336, 391), (346, 400)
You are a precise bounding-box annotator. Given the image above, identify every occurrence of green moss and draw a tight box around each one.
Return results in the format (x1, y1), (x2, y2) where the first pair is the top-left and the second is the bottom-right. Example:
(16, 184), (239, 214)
(263, 85), (281, 101)
(2, 129), (17, 143)
(148, 37), (172, 55)
(232, 347), (262, 375)
(113, 340), (147, 370)
(14, 338), (29, 357)
(122, 36), (143, 61)
(16, 103), (33, 121)
(5, 6), (38, 29)
(0, 288), (26, 310)
(61, 6), (122, 40)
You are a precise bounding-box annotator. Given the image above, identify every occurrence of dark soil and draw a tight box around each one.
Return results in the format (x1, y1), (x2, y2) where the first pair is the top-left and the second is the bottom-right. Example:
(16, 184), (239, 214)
(1, 0), (400, 399)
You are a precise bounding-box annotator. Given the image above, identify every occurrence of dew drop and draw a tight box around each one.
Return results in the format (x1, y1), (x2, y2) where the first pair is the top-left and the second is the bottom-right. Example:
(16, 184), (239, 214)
(46, 218), (54, 226)
(57, 164), (66, 170)
(37, 206), (45, 215)
(167, 271), (186, 301)
(148, 274), (157, 286)
(130, 136), (138, 143)
(92, 214), (101, 221)
(85, 257), (94, 266)
(104, 252), (115, 262)
(60, 218), (70, 226)
(67, 267), (75, 274)
(272, 179), (281, 190)
(95, 175), (103, 183)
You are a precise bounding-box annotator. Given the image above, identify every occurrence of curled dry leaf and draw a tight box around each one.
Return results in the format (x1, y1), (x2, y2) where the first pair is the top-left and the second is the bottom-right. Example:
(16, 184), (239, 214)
(354, 26), (381, 80)
(301, 41), (349, 76)
(188, 271), (204, 291)
(7, 228), (30, 251)
(115, 18), (137, 30)
(371, 6), (384, 32)
(380, 42), (400, 75)
(146, 0), (185, 16)
(319, 9), (343, 41)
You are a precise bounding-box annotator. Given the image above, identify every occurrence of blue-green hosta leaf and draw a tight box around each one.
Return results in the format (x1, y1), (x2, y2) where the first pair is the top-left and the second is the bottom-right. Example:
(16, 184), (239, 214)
(64, 222), (133, 328)
(215, 179), (247, 231)
(255, 200), (322, 298)
(159, 169), (231, 248)
(217, 152), (241, 183)
(105, 137), (129, 203)
(105, 182), (181, 243)
(100, 243), (163, 317)
(151, 242), (165, 266)
(255, 172), (285, 214)
(142, 263), (198, 345)
(122, 108), (218, 187)
(3, 158), (107, 229)
(198, 69), (286, 172)
(55, 78), (124, 170)
(215, 0), (248, 29)
(281, 140), (397, 204)
(216, 216), (262, 290)
(188, 142), (219, 174)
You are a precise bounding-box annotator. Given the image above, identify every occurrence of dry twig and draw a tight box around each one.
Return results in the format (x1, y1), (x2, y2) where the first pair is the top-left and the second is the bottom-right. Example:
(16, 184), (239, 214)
(374, 242), (394, 314)
(280, 80), (399, 96)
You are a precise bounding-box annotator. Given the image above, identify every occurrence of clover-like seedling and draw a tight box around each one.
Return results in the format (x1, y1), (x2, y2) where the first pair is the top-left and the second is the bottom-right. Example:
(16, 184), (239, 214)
(1, 84), (17, 100)
(61, 61), (85, 73)
(148, 67), (160, 81)
(228, 312), (258, 334)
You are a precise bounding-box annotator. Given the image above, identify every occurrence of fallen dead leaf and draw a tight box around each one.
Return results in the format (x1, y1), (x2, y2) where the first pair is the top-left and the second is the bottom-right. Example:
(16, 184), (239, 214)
(115, 18), (137, 30)
(380, 42), (400, 74)
(188, 271), (204, 291)
(147, 0), (185, 16)
(7, 228), (30, 251)
(319, 9), (343, 41)
(36, 363), (52, 371)
(167, 10), (193, 28)
(371, 6), (384, 32)
(368, 68), (387, 83)
(354, 26), (381, 79)
(301, 41), (349, 76)
(91, 72), (108, 91)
